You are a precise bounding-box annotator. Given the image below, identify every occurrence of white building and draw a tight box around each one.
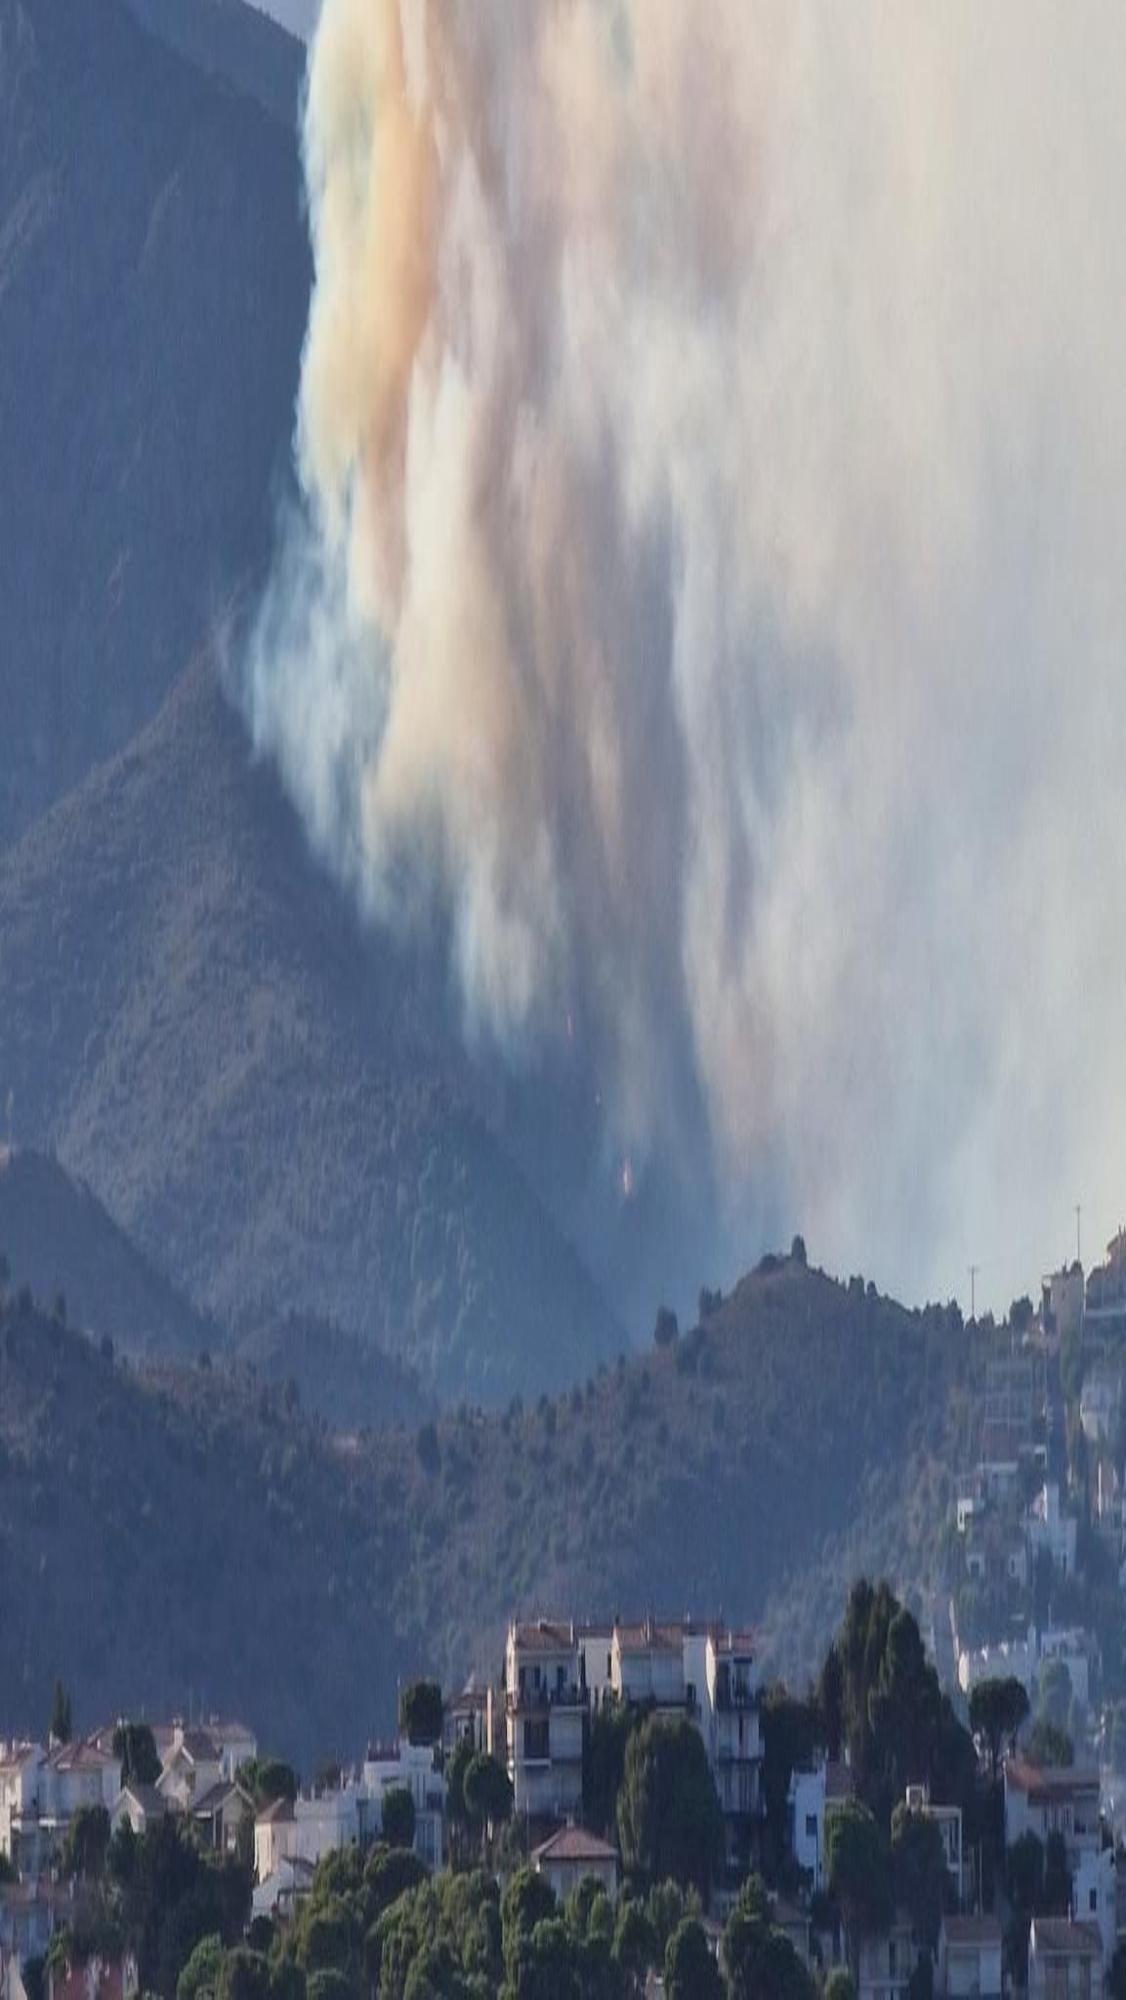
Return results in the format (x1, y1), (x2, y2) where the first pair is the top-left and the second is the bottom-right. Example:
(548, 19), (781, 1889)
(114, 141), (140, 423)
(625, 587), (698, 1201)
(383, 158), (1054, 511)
(1028, 1917), (1102, 1999)
(958, 1629), (1037, 1699)
(361, 1743), (445, 1871)
(503, 1622), (587, 1823)
(789, 1759), (853, 1891)
(156, 1729), (224, 1813)
(937, 1915), (1002, 1999)
(1071, 1848), (1115, 1968)
(501, 1615), (764, 1849)
(0, 1741), (121, 1877)
(856, 1912), (915, 2000)
(1028, 1483), (1078, 1578)
(903, 1785), (963, 1904)
(531, 1826), (619, 1906)
(1038, 1627), (1092, 1710)
(1004, 1760), (1101, 1869)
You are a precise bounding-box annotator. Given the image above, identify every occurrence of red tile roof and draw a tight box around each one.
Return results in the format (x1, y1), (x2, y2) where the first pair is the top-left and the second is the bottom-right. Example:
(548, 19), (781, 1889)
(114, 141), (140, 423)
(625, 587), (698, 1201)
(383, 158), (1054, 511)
(532, 1826), (619, 1866)
(1032, 1919), (1101, 1958)
(1005, 1758), (1099, 1798)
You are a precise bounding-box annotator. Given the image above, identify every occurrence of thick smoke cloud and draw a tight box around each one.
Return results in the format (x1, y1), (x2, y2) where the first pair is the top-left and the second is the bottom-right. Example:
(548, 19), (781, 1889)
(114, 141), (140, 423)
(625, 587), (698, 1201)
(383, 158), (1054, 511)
(246, 0), (1126, 1316)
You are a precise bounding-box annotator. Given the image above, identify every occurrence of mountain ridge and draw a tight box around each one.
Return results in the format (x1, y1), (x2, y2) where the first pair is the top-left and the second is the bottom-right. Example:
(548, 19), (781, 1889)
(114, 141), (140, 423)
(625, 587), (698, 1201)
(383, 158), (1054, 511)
(0, 648), (626, 1403)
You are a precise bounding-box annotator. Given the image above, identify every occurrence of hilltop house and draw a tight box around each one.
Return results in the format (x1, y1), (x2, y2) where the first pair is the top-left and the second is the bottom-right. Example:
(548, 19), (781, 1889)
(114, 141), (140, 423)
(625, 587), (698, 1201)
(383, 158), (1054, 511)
(1004, 1760), (1101, 1869)
(156, 1729), (224, 1813)
(1027, 1483), (1078, 1578)
(789, 1759), (854, 1891)
(0, 1741), (121, 1877)
(903, 1785), (963, 1905)
(1027, 1917), (1102, 1999)
(499, 1616), (763, 1859)
(531, 1827), (619, 1906)
(937, 1914), (1002, 1999)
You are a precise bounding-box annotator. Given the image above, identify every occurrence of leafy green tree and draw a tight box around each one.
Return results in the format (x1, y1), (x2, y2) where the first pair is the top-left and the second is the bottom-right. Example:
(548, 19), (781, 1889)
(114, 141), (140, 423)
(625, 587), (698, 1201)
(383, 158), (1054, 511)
(176, 1936), (222, 2000)
(50, 1680), (72, 1745)
(584, 1702), (644, 1838)
(113, 1722), (162, 1788)
(364, 1843), (428, 1921)
(304, 1975), (350, 2000)
(611, 1900), (657, 1995)
(1025, 1718), (1073, 1767)
(464, 1753), (513, 1863)
(382, 1786), (416, 1850)
(1037, 1660), (1073, 1733)
(723, 1903), (815, 2000)
(825, 1800), (892, 1983)
(1042, 1830), (1070, 1914)
(445, 1736), (474, 1862)
(1007, 1830), (1044, 1913)
(1108, 1942), (1126, 2000)
(663, 1919), (721, 2000)
(399, 1681), (444, 1748)
(823, 1975), (856, 2000)
(62, 1805), (111, 1882)
(653, 1307), (679, 1349)
(760, 1689), (822, 1871)
(968, 1678), (1030, 1781)
(216, 1954), (271, 2000)
(890, 1806), (948, 1953)
(501, 1869), (557, 1981)
(616, 1717), (723, 1898)
(243, 1759), (298, 1807)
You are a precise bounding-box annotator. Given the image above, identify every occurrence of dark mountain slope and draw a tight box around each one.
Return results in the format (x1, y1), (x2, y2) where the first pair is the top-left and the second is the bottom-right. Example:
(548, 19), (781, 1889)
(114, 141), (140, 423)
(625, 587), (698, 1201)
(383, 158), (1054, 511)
(0, 1255), (972, 1765)
(122, 0), (305, 128)
(0, 1147), (211, 1357)
(0, 0), (309, 846)
(0, 651), (624, 1402)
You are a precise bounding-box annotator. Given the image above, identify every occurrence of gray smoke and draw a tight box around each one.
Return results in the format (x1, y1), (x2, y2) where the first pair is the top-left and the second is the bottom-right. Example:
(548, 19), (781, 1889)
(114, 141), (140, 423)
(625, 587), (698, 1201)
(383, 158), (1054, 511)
(246, 0), (1126, 1316)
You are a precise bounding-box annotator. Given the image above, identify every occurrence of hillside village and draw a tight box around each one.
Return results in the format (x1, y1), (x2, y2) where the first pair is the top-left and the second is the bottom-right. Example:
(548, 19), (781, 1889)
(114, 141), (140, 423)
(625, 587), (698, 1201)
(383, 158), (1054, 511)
(7, 1231), (1126, 1993)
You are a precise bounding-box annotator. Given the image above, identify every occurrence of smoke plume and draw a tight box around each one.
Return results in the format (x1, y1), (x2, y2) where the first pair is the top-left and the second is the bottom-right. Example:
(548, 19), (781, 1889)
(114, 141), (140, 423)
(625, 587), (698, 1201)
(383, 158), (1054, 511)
(246, 0), (1126, 1316)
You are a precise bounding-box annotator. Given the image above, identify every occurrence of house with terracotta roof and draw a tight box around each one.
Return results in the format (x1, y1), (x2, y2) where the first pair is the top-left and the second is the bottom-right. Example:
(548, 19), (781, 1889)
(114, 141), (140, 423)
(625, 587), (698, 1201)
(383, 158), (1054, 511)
(1, 1741), (121, 1878)
(501, 1614), (764, 1862)
(1027, 1916), (1102, 1999)
(190, 1780), (254, 1859)
(155, 1728), (223, 1813)
(110, 1784), (168, 1839)
(937, 1914), (1002, 1998)
(531, 1825), (619, 1906)
(503, 1621), (586, 1823)
(1004, 1759), (1101, 1868)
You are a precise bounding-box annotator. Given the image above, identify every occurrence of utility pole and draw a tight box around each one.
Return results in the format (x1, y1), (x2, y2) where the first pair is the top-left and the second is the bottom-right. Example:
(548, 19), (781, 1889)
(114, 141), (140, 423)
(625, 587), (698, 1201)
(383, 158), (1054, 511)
(1075, 1203), (1082, 1265)
(969, 1264), (979, 1321)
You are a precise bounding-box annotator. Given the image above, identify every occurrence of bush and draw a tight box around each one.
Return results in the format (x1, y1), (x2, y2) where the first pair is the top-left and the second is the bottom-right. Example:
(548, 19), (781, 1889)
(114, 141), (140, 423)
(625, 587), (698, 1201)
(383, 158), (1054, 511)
(381, 1786), (416, 1851)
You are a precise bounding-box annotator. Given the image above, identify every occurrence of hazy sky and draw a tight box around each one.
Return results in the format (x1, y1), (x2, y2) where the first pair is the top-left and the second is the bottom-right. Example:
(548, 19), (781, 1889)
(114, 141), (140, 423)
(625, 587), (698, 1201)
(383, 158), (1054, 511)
(260, 0), (318, 40)
(246, 1), (1126, 1324)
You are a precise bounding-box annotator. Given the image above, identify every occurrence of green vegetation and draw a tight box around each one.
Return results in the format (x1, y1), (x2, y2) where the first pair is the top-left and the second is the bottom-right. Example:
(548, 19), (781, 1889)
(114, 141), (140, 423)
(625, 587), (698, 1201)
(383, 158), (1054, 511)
(0, 1258), (972, 1760)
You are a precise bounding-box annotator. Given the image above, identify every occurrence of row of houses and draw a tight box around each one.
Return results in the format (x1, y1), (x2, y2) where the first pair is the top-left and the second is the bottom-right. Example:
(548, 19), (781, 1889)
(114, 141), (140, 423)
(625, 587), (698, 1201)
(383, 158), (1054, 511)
(493, 1615), (761, 1862)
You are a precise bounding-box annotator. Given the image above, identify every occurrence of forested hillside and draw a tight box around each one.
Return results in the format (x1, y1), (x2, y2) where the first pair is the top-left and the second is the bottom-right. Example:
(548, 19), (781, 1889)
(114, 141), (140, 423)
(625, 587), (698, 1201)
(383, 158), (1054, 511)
(0, 653), (624, 1404)
(0, 1148), (212, 1358)
(0, 1253), (974, 1765)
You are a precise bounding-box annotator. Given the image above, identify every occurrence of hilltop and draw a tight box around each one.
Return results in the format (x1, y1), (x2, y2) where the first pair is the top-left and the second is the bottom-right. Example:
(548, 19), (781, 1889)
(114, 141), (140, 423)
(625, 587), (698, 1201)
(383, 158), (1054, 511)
(0, 1253), (973, 1764)
(0, 652), (624, 1404)
(0, 0), (308, 846)
(122, 0), (306, 127)
(0, 1147), (211, 1358)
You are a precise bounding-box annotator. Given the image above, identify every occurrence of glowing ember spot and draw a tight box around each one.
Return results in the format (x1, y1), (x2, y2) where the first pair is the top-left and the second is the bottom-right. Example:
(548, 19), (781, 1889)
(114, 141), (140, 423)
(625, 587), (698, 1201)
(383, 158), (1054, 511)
(620, 1157), (635, 1201)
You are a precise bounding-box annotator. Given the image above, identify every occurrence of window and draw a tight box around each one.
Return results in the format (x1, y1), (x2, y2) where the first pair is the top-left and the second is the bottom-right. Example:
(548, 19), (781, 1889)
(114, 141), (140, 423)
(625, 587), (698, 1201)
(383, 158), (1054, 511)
(805, 1814), (818, 1840)
(1090, 1888), (1098, 1912)
(556, 1665), (565, 1695)
(523, 1718), (549, 1761)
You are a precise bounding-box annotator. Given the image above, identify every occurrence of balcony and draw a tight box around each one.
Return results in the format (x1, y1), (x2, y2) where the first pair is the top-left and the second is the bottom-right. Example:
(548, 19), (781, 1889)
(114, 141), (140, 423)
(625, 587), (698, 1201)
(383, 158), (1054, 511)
(507, 1683), (586, 1714)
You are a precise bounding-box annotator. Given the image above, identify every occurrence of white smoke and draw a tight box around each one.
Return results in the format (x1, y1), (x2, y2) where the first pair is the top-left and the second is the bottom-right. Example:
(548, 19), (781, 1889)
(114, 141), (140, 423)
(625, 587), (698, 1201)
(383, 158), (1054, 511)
(246, 0), (1126, 1316)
